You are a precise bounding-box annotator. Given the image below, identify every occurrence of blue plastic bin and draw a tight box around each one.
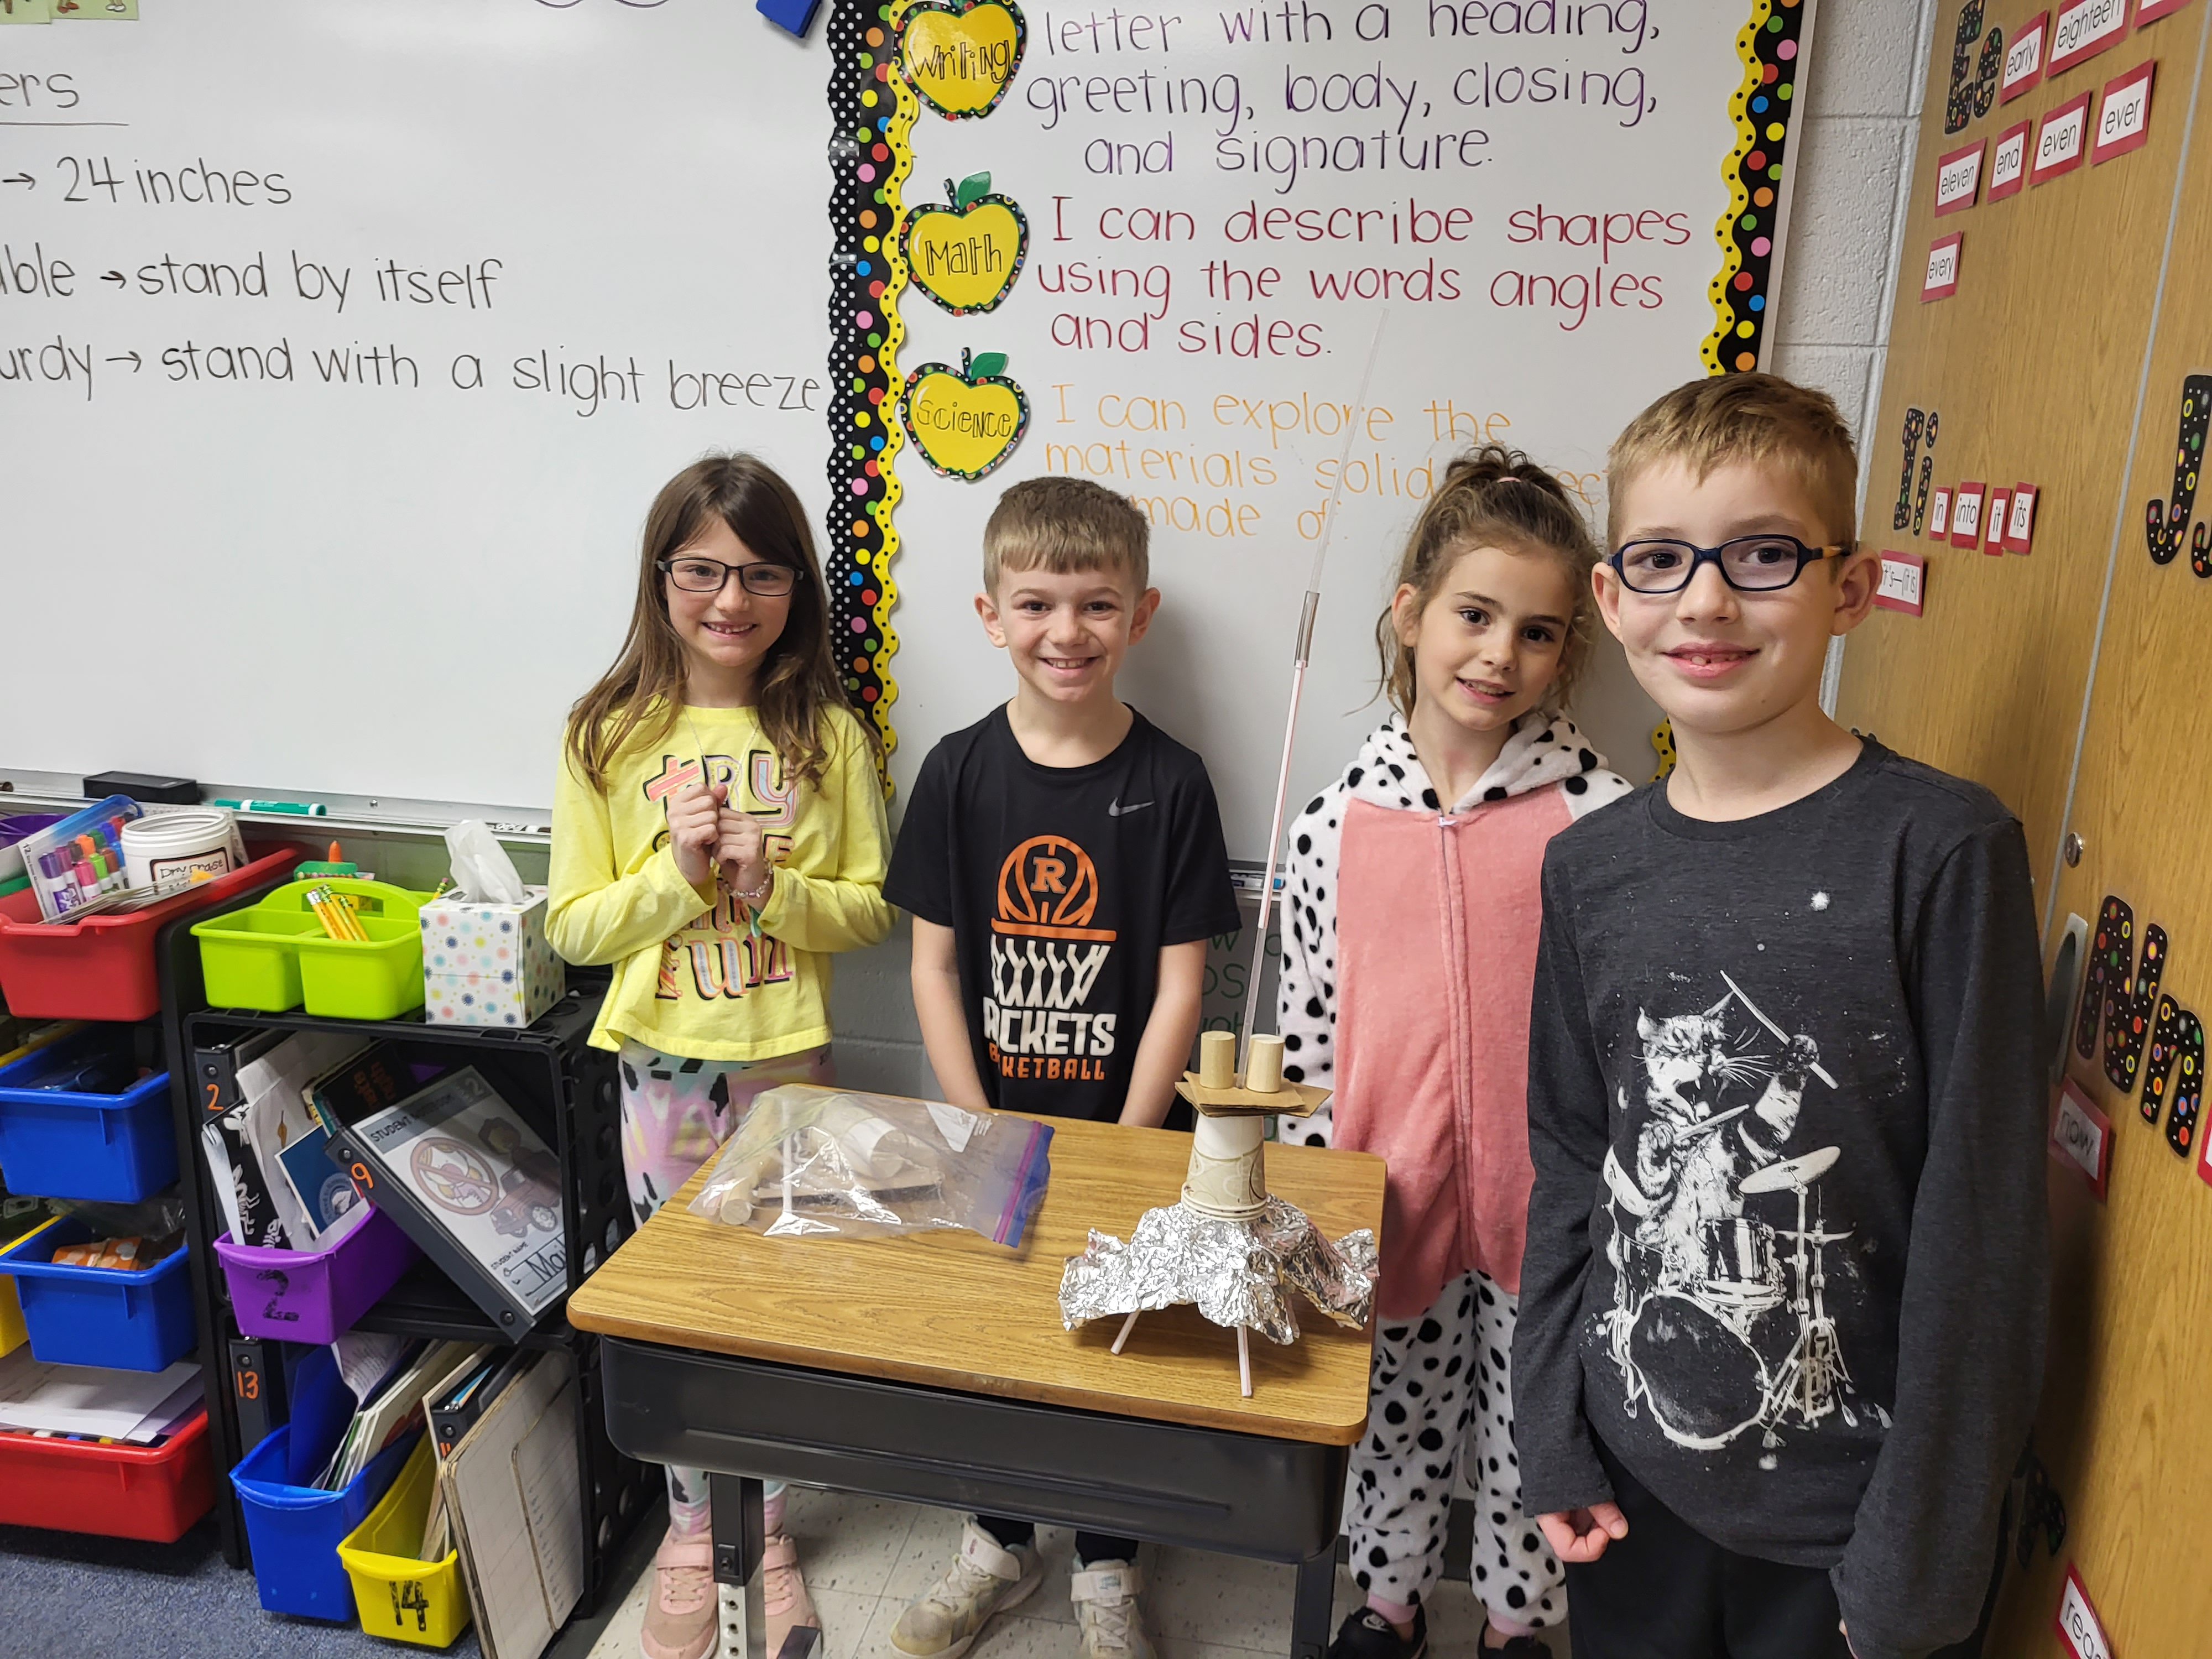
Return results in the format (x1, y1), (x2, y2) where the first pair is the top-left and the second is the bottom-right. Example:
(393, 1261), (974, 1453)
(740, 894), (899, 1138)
(0, 1026), (175, 1201)
(232, 1350), (422, 1623)
(0, 1215), (197, 1371)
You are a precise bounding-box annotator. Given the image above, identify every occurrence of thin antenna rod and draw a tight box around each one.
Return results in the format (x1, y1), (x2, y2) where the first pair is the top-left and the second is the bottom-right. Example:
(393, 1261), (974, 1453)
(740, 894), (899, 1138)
(1240, 312), (1389, 1062)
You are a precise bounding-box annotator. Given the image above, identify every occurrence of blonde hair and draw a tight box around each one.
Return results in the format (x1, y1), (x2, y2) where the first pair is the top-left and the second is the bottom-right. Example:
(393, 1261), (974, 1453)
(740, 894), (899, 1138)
(1376, 446), (1604, 719)
(983, 476), (1150, 591)
(563, 453), (873, 794)
(1606, 372), (1858, 550)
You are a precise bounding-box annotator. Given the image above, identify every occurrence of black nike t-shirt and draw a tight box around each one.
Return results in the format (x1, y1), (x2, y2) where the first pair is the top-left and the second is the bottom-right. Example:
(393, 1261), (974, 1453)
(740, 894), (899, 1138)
(886, 705), (1239, 1121)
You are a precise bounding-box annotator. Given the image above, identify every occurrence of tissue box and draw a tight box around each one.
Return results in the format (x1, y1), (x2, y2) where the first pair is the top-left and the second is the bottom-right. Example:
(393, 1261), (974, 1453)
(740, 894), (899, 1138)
(419, 888), (565, 1029)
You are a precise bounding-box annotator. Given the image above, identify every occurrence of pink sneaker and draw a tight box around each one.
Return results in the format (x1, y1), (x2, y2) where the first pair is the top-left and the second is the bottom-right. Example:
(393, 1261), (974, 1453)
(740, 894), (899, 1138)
(642, 1530), (719, 1659)
(762, 1532), (821, 1658)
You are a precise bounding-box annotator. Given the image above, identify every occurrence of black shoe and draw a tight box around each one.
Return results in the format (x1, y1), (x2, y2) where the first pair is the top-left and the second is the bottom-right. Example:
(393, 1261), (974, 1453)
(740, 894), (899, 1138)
(1327, 1606), (1427, 1659)
(1480, 1635), (1550, 1658)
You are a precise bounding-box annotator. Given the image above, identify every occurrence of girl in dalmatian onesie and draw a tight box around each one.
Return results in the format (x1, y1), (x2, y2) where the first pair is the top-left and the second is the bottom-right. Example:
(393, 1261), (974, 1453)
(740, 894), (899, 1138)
(1276, 450), (1632, 1659)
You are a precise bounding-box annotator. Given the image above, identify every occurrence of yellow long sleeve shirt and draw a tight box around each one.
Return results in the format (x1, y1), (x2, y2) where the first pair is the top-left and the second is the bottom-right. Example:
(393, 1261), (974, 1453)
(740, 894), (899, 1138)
(547, 702), (893, 1060)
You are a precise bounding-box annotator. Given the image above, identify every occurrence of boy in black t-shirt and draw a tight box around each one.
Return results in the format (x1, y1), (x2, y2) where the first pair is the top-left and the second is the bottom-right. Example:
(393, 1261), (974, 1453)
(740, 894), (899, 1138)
(1514, 376), (2048, 1659)
(885, 476), (1238, 1659)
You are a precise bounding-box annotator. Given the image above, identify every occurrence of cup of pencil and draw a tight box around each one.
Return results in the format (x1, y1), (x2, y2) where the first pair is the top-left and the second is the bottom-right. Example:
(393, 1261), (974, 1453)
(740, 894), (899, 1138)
(304, 883), (368, 942)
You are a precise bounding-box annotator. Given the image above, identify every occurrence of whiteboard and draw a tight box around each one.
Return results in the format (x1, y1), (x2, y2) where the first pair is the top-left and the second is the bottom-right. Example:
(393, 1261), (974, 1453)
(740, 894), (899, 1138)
(0, 0), (1814, 852)
(0, 2), (833, 813)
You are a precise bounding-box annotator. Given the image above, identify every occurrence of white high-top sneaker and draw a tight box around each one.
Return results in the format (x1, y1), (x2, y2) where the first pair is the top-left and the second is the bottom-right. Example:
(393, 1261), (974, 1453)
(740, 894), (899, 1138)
(889, 1519), (1044, 1659)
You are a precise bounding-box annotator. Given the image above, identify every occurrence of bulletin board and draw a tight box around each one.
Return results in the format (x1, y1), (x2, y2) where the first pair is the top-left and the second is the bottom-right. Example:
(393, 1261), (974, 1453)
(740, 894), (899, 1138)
(1836, 0), (2212, 1648)
(0, 0), (1817, 852)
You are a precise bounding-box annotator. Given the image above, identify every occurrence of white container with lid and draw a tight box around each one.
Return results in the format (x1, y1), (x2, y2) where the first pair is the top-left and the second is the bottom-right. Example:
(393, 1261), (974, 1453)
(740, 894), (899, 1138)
(119, 807), (241, 891)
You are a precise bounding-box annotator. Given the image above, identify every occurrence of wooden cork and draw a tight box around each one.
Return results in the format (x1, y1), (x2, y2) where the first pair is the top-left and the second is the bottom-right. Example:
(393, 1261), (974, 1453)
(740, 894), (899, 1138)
(1198, 1029), (1237, 1089)
(1244, 1034), (1286, 1094)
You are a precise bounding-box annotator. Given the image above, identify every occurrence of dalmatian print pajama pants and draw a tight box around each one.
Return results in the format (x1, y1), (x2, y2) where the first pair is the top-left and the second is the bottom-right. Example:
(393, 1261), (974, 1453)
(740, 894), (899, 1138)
(1346, 1270), (1564, 1632)
(618, 1039), (832, 1535)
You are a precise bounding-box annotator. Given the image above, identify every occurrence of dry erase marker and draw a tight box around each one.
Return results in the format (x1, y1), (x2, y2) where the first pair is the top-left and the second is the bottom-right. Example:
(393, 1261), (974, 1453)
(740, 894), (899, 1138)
(214, 798), (327, 817)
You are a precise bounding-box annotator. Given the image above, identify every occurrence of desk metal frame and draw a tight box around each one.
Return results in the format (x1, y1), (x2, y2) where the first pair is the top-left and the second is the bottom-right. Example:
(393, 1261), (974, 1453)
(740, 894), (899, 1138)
(599, 1336), (1349, 1659)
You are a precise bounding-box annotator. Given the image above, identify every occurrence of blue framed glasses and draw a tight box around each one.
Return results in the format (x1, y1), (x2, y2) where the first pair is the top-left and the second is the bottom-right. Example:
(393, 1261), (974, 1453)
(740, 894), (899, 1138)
(1609, 535), (1850, 594)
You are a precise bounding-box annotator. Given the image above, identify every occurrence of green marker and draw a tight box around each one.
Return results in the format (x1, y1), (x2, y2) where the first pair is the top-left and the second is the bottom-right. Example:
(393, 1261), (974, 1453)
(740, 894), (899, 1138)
(214, 798), (328, 816)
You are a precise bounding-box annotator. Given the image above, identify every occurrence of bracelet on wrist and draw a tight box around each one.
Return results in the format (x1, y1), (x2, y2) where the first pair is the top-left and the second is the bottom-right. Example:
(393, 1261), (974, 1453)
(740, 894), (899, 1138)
(732, 866), (774, 903)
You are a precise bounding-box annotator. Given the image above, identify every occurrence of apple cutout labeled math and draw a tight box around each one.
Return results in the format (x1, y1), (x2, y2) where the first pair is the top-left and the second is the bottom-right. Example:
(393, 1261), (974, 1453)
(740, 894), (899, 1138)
(899, 0), (1026, 119)
(901, 173), (1029, 314)
(900, 348), (1029, 479)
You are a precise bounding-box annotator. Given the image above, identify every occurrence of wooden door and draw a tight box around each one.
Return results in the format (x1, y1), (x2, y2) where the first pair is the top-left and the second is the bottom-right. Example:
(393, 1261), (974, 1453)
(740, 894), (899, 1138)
(1838, 1), (2212, 1651)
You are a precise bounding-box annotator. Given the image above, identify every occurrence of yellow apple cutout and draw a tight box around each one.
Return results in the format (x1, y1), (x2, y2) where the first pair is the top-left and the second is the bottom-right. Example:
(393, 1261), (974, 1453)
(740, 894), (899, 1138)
(900, 349), (1029, 480)
(898, 0), (1026, 119)
(901, 173), (1029, 314)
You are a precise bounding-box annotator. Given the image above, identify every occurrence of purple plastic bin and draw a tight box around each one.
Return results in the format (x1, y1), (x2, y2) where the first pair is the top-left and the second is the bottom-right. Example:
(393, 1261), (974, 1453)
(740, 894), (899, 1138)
(213, 1207), (422, 1345)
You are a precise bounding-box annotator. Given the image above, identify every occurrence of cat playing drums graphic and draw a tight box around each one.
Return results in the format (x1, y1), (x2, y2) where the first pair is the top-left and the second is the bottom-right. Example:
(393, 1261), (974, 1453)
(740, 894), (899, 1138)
(1601, 973), (1888, 1458)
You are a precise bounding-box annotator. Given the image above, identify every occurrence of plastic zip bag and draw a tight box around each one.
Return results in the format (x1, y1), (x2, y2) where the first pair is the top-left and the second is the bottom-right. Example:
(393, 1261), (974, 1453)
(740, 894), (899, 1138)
(687, 1085), (1052, 1247)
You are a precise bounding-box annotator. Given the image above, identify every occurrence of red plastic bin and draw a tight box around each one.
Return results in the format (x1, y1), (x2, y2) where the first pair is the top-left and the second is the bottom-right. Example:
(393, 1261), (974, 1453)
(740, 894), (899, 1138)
(0, 1402), (215, 1542)
(0, 842), (307, 1022)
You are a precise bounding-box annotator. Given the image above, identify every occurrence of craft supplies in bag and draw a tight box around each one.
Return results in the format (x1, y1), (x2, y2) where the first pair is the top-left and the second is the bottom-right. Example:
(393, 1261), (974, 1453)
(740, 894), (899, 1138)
(0, 815), (66, 890)
(118, 807), (242, 892)
(689, 1084), (1053, 1246)
(16, 797), (142, 921)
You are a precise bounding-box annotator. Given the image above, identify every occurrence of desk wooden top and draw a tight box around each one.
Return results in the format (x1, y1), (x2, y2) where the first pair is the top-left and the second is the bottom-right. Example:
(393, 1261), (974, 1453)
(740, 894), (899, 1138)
(567, 1117), (1385, 1445)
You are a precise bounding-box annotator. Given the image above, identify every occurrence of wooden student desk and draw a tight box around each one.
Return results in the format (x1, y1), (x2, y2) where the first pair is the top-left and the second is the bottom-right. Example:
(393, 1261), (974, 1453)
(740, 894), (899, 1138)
(567, 1115), (1385, 1659)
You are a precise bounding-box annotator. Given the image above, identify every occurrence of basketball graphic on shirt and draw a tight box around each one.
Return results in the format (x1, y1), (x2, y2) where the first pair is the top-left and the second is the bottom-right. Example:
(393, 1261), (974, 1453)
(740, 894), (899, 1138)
(993, 834), (1116, 941)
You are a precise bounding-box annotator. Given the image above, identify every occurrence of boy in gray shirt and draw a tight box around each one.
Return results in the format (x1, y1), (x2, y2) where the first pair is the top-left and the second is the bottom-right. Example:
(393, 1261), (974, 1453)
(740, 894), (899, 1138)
(1515, 375), (2048, 1659)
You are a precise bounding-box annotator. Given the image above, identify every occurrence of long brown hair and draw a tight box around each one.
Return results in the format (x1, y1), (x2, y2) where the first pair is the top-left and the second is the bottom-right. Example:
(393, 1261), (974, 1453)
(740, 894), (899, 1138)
(564, 453), (870, 794)
(1376, 445), (1603, 720)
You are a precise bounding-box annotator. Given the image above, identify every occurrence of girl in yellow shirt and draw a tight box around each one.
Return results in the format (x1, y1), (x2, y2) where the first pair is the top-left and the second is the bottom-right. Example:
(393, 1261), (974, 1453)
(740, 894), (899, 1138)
(549, 453), (891, 1659)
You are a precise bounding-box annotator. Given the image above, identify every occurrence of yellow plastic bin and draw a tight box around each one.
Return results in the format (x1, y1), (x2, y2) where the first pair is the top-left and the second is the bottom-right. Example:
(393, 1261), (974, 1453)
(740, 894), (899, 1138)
(337, 1437), (472, 1648)
(193, 880), (432, 1020)
(0, 1215), (59, 1358)
(0, 1277), (26, 1358)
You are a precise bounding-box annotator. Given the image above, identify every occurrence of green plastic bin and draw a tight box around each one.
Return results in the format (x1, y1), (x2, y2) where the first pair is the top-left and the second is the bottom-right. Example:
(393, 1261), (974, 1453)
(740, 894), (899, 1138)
(194, 908), (321, 1010)
(192, 880), (433, 1020)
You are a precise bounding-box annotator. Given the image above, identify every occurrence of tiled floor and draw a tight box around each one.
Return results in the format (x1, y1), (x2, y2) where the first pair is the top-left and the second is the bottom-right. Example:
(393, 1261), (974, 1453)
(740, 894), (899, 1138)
(587, 1491), (1567, 1659)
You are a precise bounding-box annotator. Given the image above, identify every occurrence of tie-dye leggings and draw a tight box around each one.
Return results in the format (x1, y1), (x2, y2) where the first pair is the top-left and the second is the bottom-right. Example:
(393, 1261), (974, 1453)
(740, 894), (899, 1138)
(618, 1038), (833, 1537)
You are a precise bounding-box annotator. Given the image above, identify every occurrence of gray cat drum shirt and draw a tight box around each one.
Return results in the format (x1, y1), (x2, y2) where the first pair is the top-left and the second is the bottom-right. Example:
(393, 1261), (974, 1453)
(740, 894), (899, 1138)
(1514, 740), (2049, 1659)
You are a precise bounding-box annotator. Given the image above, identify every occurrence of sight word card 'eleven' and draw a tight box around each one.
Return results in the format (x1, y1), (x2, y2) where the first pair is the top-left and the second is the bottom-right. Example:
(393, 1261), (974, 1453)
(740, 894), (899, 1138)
(1935, 140), (1985, 215)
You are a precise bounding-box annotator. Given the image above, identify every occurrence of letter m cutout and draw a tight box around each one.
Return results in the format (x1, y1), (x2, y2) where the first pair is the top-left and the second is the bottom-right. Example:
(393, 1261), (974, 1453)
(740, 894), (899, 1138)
(2075, 894), (2167, 1093)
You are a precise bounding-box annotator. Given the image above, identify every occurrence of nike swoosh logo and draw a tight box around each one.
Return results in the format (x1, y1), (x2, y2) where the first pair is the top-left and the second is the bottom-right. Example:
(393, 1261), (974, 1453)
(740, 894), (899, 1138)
(1107, 798), (1154, 816)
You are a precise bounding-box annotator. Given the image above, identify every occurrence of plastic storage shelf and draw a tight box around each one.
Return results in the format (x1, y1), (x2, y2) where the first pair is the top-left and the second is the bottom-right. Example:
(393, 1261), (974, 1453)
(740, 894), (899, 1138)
(0, 1025), (177, 1202)
(0, 1213), (197, 1370)
(157, 899), (655, 1611)
(0, 1402), (216, 1542)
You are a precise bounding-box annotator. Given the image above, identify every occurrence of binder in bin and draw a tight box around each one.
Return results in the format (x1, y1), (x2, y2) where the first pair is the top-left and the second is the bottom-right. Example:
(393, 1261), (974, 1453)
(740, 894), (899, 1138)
(0, 1026), (176, 1203)
(232, 1344), (424, 1621)
(0, 1214), (196, 1371)
(338, 1436), (473, 1648)
(215, 1207), (424, 1347)
(324, 1069), (569, 1335)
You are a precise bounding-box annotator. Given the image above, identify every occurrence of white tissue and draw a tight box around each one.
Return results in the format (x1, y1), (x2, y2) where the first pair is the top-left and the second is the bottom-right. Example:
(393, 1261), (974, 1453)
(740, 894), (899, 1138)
(444, 820), (527, 905)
